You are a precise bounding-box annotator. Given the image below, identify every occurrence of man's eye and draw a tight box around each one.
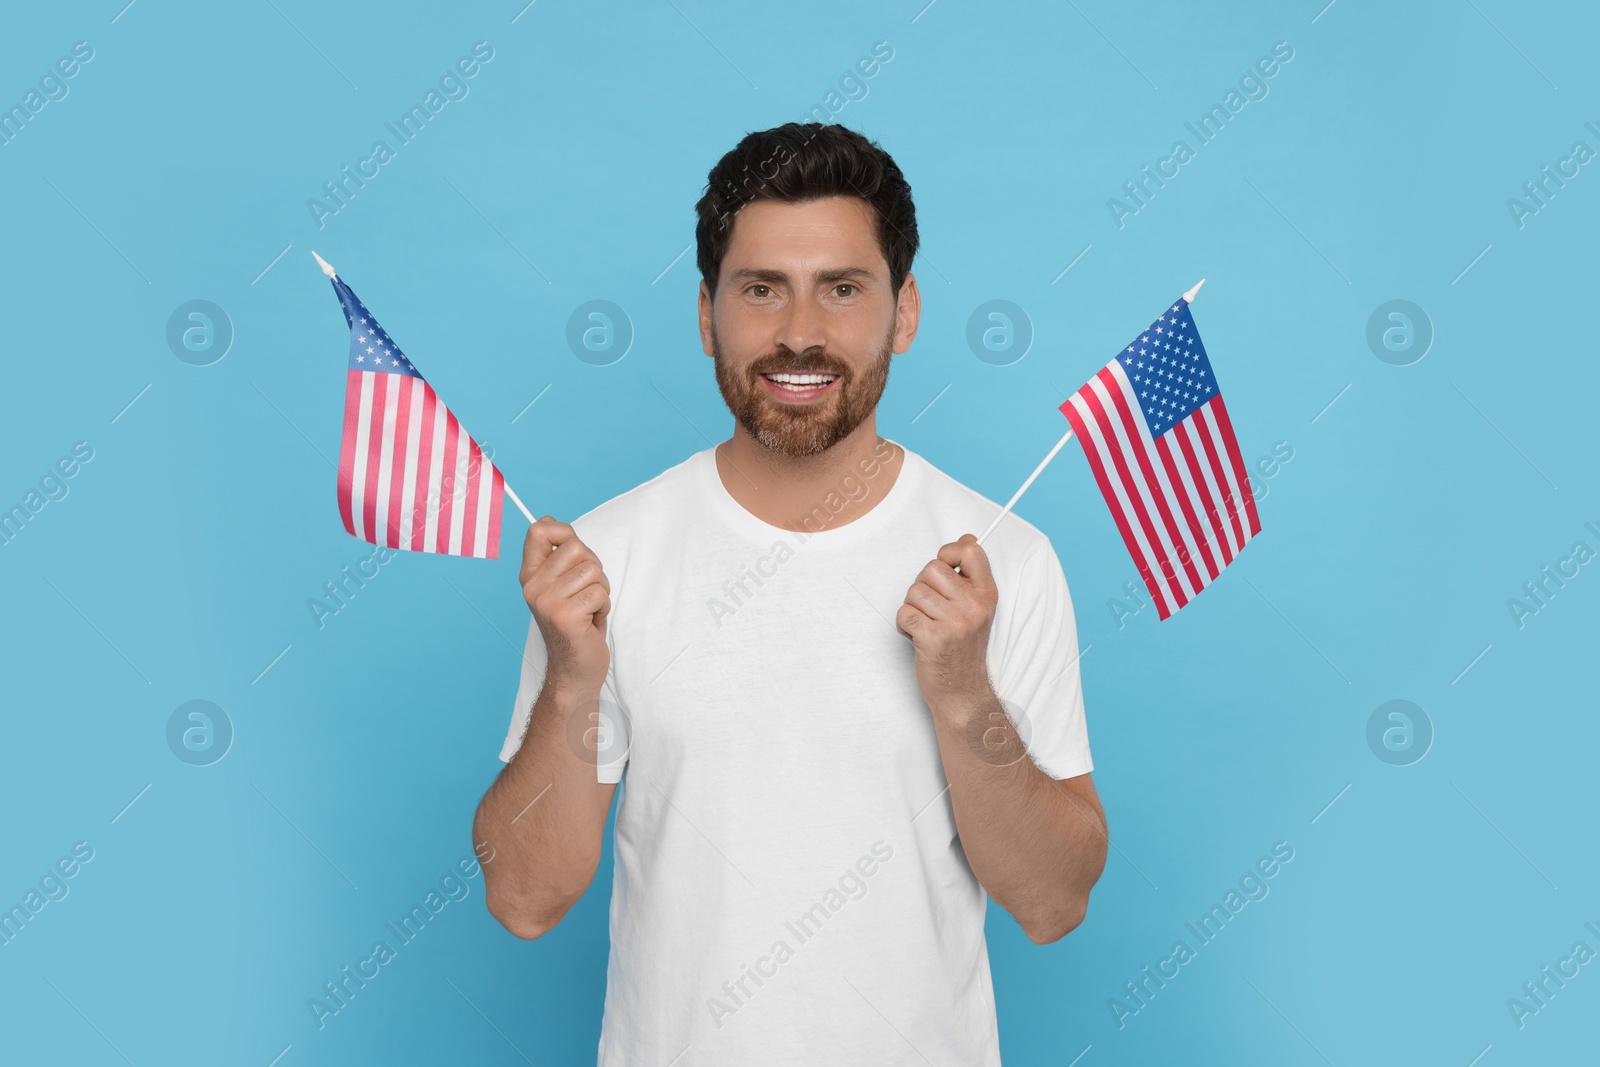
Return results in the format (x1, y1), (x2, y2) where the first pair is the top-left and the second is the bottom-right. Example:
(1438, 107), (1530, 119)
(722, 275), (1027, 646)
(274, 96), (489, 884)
(834, 284), (856, 298)
(749, 285), (770, 298)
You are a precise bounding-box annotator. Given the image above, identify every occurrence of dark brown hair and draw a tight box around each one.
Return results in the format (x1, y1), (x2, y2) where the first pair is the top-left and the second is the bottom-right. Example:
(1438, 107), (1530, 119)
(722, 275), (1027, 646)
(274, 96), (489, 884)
(694, 123), (918, 300)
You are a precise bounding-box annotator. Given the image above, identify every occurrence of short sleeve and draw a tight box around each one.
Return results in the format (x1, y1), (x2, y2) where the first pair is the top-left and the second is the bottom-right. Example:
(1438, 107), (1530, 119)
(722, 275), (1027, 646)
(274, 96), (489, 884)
(990, 538), (1093, 780)
(498, 615), (629, 784)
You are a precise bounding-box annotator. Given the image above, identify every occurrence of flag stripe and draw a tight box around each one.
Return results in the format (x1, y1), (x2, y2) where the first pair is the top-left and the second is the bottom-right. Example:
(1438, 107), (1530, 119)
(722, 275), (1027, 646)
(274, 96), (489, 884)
(424, 395), (448, 552)
(471, 447), (495, 559)
(1164, 425), (1222, 572)
(1151, 433), (1220, 582)
(1100, 365), (1208, 595)
(411, 385), (438, 552)
(351, 372), (376, 543)
(1082, 377), (1192, 610)
(398, 378), (425, 549)
(439, 412), (461, 556)
(1207, 396), (1262, 537)
(460, 437), (483, 559)
(385, 373), (414, 550)
(372, 372), (401, 549)
(1063, 393), (1178, 617)
(337, 369), (362, 537)
(484, 465), (504, 560)
(1192, 403), (1247, 551)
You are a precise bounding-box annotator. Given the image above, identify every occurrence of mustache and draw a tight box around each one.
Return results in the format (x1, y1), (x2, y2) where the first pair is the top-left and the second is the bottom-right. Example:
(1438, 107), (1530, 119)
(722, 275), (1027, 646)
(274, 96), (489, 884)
(749, 350), (851, 378)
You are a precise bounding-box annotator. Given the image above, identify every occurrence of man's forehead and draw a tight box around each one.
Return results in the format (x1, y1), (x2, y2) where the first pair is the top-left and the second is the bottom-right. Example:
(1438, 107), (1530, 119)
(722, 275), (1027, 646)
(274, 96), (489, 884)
(724, 197), (885, 269)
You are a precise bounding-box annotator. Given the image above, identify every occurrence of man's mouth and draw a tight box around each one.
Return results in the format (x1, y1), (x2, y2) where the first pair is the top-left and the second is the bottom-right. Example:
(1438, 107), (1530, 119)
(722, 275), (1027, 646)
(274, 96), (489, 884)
(759, 371), (840, 402)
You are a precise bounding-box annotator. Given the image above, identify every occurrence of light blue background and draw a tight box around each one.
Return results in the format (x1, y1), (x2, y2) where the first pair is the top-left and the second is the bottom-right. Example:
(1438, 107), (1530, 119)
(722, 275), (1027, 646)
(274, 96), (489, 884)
(2, 1), (1595, 1064)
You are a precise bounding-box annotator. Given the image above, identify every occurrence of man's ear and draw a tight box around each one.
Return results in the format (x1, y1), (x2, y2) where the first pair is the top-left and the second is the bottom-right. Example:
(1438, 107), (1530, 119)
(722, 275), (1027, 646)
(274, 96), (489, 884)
(892, 272), (921, 355)
(698, 280), (715, 357)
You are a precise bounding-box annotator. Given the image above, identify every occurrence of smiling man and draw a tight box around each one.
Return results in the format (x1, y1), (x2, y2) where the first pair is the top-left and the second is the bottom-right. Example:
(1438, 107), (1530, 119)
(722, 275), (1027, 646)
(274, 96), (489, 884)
(473, 122), (1107, 1065)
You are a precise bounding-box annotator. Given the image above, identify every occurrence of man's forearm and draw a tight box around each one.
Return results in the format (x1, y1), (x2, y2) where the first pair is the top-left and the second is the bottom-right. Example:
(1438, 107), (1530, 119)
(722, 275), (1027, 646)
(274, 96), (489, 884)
(474, 682), (614, 938)
(925, 687), (1108, 943)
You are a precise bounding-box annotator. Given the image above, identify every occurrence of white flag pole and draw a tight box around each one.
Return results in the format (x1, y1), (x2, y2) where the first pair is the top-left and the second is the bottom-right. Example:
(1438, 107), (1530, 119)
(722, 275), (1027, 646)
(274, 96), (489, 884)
(973, 278), (1206, 548)
(313, 251), (539, 528)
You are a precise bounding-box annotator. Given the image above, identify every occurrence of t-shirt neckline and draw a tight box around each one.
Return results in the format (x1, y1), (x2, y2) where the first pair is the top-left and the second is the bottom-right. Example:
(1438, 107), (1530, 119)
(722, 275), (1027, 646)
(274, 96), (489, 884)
(696, 437), (922, 549)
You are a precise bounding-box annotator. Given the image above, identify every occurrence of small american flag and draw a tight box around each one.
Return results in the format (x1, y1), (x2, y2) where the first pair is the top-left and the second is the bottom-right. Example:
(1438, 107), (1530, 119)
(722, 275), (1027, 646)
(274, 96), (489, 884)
(330, 275), (505, 559)
(1060, 293), (1259, 619)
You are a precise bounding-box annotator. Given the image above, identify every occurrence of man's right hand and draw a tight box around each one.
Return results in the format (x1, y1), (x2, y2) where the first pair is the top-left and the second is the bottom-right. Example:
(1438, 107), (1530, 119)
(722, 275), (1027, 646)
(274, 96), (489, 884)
(520, 516), (611, 694)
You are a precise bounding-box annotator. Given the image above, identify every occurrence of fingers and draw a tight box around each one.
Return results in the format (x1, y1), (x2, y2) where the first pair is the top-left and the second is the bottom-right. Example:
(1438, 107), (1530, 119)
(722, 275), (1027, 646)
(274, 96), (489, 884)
(904, 576), (951, 621)
(521, 517), (595, 586)
(895, 602), (928, 640)
(937, 534), (993, 585)
(522, 515), (571, 560)
(550, 555), (609, 602)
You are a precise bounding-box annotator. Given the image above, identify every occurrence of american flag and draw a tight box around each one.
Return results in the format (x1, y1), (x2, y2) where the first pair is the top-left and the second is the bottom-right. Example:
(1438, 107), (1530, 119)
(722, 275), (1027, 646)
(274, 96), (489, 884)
(330, 275), (505, 559)
(1059, 294), (1259, 619)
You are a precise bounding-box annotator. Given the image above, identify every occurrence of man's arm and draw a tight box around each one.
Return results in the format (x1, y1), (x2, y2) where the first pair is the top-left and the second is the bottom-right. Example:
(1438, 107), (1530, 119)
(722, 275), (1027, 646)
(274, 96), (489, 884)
(925, 693), (1107, 943)
(473, 518), (617, 940)
(898, 534), (1108, 944)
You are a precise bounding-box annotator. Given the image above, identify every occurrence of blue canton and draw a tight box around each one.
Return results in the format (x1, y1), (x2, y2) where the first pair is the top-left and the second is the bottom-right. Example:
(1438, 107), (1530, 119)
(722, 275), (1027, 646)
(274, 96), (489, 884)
(333, 277), (421, 379)
(1112, 300), (1215, 436)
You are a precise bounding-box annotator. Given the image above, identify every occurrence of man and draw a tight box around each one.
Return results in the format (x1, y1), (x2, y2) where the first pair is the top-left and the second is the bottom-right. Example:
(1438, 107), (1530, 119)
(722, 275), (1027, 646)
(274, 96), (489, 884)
(473, 122), (1107, 1065)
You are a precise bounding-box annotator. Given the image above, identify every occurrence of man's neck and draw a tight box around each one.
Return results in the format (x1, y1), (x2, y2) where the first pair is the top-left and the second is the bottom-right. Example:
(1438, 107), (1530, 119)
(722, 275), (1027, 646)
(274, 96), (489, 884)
(713, 418), (906, 534)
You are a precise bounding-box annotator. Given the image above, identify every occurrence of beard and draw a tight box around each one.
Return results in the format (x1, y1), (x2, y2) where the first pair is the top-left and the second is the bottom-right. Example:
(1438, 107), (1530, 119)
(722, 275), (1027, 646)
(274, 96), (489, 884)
(711, 324), (894, 458)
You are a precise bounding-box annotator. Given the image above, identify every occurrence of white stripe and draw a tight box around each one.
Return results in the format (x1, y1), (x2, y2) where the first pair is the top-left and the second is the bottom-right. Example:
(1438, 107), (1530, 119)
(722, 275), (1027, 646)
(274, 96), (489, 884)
(1198, 405), (1255, 549)
(349, 372), (375, 542)
(1085, 375), (1198, 604)
(1068, 392), (1175, 618)
(399, 378), (425, 548)
(423, 398), (447, 552)
(447, 420), (469, 556)
(372, 373), (402, 548)
(1191, 406), (1247, 557)
(1174, 417), (1242, 560)
(1157, 418), (1222, 579)
(472, 452), (496, 558)
(1108, 363), (1212, 588)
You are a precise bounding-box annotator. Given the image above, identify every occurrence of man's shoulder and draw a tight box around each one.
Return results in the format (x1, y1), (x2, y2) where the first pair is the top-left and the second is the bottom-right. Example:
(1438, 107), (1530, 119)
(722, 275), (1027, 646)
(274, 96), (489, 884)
(568, 447), (706, 547)
(904, 445), (1054, 566)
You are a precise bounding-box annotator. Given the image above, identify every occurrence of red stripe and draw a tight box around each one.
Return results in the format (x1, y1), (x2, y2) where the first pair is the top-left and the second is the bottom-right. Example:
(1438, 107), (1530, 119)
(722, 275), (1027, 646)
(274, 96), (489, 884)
(1192, 404), (1246, 549)
(337, 369), (362, 537)
(1152, 433), (1220, 582)
(436, 411), (460, 555)
(1081, 383), (1188, 613)
(485, 466), (504, 561)
(410, 385), (437, 552)
(1100, 369), (1205, 594)
(1207, 396), (1261, 538)
(1059, 398), (1170, 617)
(361, 373), (387, 545)
(459, 436), (483, 559)
(1171, 420), (1235, 565)
(385, 377), (414, 550)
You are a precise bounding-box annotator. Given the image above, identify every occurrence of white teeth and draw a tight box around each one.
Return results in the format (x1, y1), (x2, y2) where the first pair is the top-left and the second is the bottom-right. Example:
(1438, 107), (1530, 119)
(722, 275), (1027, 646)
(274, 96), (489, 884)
(765, 373), (837, 385)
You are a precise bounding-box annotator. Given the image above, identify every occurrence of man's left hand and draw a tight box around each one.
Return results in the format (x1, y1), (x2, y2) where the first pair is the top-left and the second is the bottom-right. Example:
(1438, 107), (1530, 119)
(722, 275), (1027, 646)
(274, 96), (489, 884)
(897, 534), (999, 708)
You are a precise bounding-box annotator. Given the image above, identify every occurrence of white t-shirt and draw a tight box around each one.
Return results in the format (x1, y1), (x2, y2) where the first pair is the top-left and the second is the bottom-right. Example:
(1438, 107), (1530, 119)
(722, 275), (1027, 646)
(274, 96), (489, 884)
(499, 439), (1093, 1066)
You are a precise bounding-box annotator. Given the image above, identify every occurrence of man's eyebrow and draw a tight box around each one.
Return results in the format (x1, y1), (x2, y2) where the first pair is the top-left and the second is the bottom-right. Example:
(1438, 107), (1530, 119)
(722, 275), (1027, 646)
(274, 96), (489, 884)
(726, 266), (878, 285)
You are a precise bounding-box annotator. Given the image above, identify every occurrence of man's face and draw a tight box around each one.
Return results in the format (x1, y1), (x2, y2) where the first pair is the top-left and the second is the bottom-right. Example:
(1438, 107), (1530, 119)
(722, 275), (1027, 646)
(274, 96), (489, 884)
(699, 195), (919, 458)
